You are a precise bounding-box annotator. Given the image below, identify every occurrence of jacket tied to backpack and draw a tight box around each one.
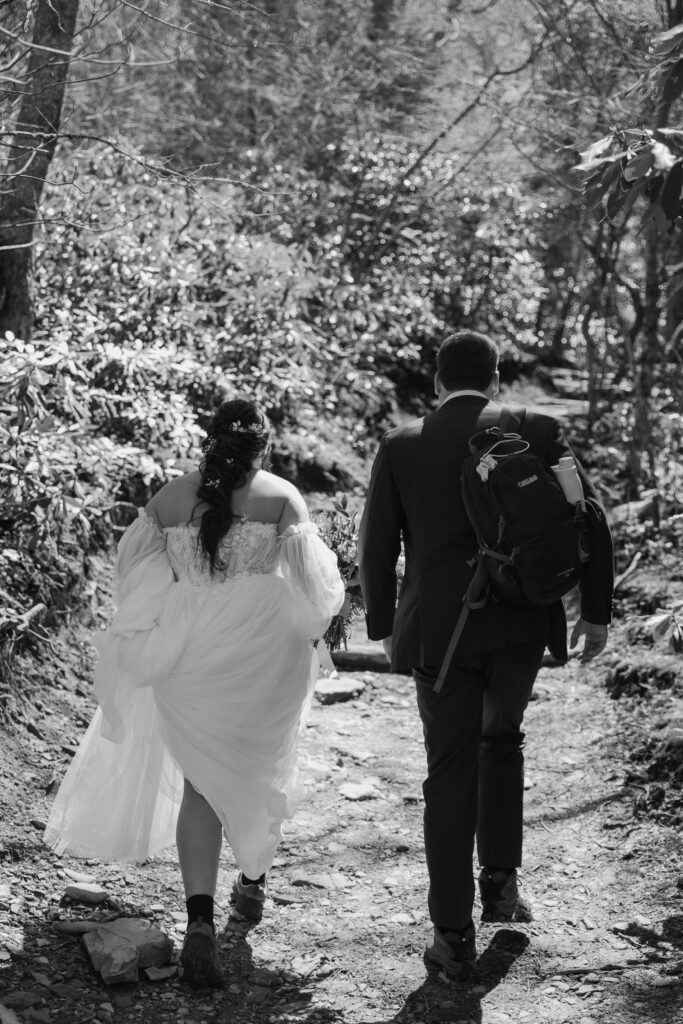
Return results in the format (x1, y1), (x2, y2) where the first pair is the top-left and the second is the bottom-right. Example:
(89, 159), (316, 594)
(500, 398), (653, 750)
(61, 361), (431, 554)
(434, 407), (601, 693)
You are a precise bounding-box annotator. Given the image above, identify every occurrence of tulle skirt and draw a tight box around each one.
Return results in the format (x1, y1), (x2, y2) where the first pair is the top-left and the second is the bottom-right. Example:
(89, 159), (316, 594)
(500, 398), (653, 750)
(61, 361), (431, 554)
(45, 573), (319, 877)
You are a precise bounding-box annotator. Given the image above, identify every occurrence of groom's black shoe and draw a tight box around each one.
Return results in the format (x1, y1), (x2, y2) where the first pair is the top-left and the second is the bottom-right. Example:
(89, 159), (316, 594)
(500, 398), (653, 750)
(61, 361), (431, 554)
(479, 868), (533, 922)
(424, 922), (477, 980)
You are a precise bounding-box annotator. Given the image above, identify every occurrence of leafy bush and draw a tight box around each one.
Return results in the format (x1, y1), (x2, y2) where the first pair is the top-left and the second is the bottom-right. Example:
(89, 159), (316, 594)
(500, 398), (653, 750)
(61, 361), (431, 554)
(0, 135), (579, 714)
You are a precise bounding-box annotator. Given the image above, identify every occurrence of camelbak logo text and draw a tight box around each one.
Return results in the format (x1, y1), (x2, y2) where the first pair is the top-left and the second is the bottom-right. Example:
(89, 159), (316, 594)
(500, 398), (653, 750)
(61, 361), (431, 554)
(517, 475), (538, 487)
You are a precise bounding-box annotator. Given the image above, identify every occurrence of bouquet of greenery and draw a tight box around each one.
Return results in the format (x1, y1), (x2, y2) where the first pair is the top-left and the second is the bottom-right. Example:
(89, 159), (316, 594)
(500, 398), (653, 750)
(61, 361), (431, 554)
(315, 494), (364, 651)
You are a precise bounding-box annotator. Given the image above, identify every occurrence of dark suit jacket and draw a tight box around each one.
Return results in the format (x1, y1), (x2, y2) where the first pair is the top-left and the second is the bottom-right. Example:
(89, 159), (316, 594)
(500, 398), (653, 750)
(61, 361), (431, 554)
(358, 396), (614, 673)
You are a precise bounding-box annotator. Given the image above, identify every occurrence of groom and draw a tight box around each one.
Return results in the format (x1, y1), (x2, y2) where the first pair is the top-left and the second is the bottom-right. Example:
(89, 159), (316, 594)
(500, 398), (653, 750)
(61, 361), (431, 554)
(358, 330), (613, 978)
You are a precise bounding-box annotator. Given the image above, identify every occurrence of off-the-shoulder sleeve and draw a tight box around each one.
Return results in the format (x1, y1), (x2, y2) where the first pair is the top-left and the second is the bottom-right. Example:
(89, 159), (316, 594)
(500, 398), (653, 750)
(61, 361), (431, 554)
(279, 522), (345, 637)
(92, 510), (176, 740)
(115, 509), (170, 601)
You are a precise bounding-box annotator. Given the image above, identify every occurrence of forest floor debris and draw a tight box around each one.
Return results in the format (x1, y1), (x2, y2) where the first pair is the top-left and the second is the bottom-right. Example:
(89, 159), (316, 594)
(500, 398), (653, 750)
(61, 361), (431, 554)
(0, 620), (682, 1023)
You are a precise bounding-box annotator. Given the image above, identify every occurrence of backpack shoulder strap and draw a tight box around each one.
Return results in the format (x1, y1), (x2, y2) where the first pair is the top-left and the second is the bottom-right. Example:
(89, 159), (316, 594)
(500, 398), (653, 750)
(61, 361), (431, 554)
(499, 404), (527, 435)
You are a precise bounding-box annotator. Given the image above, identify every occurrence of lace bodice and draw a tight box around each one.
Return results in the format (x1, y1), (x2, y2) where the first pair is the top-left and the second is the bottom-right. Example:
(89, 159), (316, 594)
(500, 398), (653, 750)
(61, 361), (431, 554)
(164, 519), (280, 585)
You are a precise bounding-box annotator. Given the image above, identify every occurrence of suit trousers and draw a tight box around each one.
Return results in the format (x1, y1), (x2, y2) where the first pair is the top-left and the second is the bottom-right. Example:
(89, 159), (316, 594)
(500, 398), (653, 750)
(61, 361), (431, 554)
(413, 640), (545, 931)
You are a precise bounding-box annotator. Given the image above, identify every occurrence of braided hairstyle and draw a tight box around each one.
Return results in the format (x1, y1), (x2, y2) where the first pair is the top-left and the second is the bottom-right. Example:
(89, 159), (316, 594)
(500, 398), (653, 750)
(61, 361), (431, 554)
(195, 398), (272, 572)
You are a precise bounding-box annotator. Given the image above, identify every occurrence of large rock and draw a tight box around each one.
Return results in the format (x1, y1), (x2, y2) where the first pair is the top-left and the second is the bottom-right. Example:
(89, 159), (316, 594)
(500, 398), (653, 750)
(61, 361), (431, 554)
(82, 918), (173, 985)
(314, 674), (366, 705)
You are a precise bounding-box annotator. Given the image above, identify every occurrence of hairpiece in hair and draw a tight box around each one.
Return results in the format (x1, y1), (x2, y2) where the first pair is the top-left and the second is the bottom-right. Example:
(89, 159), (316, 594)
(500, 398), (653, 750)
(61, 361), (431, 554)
(203, 436), (218, 454)
(230, 421), (264, 435)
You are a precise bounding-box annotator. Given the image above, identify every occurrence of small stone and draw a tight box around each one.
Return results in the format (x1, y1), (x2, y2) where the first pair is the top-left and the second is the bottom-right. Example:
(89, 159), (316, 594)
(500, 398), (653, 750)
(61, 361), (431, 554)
(63, 869), (96, 885)
(144, 965), (177, 982)
(339, 782), (377, 801)
(2, 991), (44, 1010)
(170, 911), (186, 922)
(64, 882), (109, 905)
(633, 914), (652, 928)
(0, 1005), (21, 1024)
(389, 912), (414, 925)
(111, 992), (135, 1009)
(30, 973), (52, 989)
(228, 984), (241, 994)
(50, 984), (81, 1001)
(582, 917), (596, 930)
(0, 949), (10, 962)
(22, 1011), (50, 1024)
(246, 986), (269, 1003)
(315, 675), (366, 704)
(612, 921), (629, 933)
(0, 882), (11, 911)
(326, 842), (346, 855)
(148, 903), (164, 913)
(248, 967), (278, 987)
(99, 1004), (115, 1015)
(29, 819), (46, 832)
(291, 871), (346, 890)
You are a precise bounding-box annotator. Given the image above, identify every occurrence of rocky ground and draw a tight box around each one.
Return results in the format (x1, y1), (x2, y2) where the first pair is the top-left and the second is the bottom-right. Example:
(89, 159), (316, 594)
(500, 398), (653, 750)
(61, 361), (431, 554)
(1, 611), (682, 1024)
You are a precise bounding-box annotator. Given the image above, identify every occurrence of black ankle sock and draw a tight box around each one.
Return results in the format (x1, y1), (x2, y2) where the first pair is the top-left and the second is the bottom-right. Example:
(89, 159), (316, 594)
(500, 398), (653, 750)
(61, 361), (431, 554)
(241, 872), (265, 886)
(186, 893), (214, 932)
(439, 919), (473, 936)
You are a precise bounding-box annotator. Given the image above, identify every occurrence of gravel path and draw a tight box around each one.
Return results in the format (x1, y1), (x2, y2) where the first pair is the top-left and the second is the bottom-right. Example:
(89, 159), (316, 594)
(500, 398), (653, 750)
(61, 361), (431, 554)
(0, 643), (681, 1023)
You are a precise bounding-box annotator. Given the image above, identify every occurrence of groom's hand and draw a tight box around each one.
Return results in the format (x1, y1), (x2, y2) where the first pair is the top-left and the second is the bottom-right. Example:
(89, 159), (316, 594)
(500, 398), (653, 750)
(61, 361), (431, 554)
(570, 618), (608, 664)
(382, 636), (393, 662)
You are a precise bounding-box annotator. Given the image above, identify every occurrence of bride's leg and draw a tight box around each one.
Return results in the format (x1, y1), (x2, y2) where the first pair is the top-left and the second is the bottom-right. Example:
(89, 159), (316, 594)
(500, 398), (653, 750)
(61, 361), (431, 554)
(176, 778), (222, 902)
(177, 778), (224, 986)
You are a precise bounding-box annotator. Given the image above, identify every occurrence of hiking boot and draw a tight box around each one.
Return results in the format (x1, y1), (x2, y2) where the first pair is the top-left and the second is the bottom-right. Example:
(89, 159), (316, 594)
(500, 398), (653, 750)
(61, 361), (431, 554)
(230, 872), (267, 921)
(424, 923), (477, 980)
(479, 868), (533, 923)
(180, 918), (224, 987)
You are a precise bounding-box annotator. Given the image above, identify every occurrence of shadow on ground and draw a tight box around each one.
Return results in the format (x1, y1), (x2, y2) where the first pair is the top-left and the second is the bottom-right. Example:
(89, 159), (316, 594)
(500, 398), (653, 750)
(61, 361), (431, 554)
(355, 928), (529, 1024)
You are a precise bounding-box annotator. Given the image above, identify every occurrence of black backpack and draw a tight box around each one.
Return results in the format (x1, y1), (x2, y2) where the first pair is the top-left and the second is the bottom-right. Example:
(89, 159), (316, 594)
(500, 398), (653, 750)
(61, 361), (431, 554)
(434, 406), (591, 692)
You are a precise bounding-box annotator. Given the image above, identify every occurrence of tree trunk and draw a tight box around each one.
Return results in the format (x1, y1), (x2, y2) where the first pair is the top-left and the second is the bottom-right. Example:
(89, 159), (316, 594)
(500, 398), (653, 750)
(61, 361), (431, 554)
(0, 0), (79, 340)
(628, 223), (661, 491)
(626, 1), (682, 490)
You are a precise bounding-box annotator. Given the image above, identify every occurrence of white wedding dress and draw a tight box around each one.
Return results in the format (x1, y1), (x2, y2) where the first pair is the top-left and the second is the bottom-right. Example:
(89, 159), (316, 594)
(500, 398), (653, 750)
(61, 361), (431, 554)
(44, 510), (344, 877)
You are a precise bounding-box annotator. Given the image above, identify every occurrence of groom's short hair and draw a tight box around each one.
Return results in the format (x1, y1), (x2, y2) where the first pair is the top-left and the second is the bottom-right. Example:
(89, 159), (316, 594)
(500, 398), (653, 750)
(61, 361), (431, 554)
(436, 331), (499, 392)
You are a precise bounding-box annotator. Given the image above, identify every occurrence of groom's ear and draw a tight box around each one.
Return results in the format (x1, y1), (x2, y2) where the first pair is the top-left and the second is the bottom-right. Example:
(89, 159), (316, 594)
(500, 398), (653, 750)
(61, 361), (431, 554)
(434, 372), (440, 397)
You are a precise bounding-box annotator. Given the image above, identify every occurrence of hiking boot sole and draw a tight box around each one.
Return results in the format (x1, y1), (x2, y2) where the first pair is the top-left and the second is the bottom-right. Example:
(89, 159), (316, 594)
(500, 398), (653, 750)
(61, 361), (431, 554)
(181, 932), (224, 987)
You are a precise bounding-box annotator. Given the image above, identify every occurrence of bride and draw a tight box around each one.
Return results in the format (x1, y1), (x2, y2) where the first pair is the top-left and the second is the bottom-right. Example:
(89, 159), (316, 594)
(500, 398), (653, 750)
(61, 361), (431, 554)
(45, 397), (345, 986)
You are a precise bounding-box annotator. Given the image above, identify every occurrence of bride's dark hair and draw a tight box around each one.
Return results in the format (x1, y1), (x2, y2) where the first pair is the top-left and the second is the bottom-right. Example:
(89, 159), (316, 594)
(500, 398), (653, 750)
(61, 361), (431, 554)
(195, 398), (272, 571)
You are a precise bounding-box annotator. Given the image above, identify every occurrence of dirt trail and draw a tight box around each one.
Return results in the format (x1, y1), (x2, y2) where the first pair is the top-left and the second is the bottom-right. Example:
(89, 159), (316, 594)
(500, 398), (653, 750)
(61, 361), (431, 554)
(0, 640), (682, 1024)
